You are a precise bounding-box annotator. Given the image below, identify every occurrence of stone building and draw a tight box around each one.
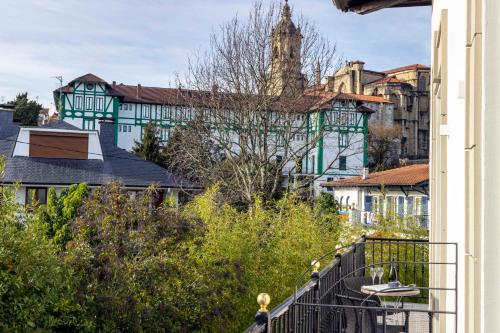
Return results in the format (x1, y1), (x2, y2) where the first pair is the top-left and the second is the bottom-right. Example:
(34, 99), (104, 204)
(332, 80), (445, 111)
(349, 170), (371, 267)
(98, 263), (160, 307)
(325, 61), (430, 160)
(269, 0), (307, 96)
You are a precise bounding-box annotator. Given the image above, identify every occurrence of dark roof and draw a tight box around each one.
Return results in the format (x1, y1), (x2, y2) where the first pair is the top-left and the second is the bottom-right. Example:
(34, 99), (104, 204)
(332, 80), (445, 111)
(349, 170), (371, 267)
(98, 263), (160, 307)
(41, 120), (80, 130)
(321, 164), (429, 187)
(68, 73), (108, 85)
(333, 0), (431, 14)
(0, 112), (197, 189)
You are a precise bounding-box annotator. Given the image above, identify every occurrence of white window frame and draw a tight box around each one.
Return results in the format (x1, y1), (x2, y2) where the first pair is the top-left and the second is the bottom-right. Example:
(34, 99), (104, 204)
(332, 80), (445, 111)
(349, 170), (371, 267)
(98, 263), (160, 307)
(143, 105), (151, 119)
(85, 96), (93, 110)
(75, 95), (83, 110)
(96, 97), (103, 111)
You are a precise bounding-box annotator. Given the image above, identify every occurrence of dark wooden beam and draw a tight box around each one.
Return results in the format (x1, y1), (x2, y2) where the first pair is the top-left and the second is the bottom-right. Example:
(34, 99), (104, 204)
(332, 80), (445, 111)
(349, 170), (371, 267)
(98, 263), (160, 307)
(332, 0), (431, 14)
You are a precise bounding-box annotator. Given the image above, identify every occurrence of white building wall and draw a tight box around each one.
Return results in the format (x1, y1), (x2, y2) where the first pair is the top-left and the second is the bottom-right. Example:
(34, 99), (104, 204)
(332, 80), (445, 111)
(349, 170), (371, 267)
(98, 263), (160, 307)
(482, 1), (500, 331)
(431, 1), (466, 331)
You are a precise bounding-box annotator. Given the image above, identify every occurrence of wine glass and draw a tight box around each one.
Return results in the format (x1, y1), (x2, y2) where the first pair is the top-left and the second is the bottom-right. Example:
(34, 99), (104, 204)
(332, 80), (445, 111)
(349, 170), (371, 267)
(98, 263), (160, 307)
(376, 266), (384, 284)
(369, 266), (377, 285)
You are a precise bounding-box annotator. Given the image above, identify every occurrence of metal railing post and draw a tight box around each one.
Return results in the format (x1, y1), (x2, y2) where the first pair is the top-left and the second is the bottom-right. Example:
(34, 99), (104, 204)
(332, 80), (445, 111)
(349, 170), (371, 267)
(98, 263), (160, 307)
(311, 260), (320, 333)
(255, 293), (271, 333)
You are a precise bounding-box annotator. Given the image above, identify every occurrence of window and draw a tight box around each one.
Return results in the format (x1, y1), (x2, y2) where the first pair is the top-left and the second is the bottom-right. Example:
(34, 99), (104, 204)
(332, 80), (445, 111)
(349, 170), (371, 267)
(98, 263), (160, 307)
(365, 196), (373, 212)
(96, 97), (103, 111)
(119, 103), (123, 111)
(397, 196), (404, 217)
(26, 187), (47, 206)
(75, 95), (83, 110)
(119, 124), (131, 133)
(160, 128), (169, 141)
(276, 155), (283, 164)
(85, 96), (93, 110)
(86, 83), (94, 90)
(407, 197), (414, 215)
(346, 196), (350, 208)
(339, 131), (348, 148)
(339, 156), (347, 170)
(162, 106), (170, 119)
(143, 105), (151, 118)
(276, 134), (284, 147)
(83, 118), (94, 130)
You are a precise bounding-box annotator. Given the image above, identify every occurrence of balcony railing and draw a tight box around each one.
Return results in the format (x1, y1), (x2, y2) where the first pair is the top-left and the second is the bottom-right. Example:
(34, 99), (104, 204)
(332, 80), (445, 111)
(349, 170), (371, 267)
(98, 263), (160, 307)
(245, 236), (457, 333)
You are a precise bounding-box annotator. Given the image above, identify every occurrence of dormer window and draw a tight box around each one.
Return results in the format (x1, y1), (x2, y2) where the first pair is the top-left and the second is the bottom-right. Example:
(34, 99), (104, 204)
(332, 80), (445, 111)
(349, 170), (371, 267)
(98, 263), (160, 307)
(29, 131), (89, 159)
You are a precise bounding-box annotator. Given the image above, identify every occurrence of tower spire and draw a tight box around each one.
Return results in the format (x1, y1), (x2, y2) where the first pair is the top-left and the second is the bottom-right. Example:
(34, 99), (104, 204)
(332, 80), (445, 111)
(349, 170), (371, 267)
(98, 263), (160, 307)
(282, 0), (291, 20)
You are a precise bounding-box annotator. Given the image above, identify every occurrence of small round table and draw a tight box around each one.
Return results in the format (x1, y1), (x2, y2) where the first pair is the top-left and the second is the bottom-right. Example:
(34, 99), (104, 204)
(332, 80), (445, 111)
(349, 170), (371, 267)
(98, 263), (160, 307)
(361, 285), (420, 326)
(361, 286), (420, 298)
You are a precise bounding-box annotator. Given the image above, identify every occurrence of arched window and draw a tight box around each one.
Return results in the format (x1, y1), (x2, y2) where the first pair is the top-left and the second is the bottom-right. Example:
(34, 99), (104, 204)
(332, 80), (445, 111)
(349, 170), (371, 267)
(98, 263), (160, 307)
(346, 196), (350, 209)
(340, 196), (344, 208)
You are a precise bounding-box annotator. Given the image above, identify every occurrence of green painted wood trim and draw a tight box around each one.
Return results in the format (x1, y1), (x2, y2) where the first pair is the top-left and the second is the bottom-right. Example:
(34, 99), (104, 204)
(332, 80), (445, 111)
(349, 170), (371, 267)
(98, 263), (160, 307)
(317, 111), (324, 175)
(305, 113), (310, 174)
(363, 113), (369, 167)
(113, 97), (119, 145)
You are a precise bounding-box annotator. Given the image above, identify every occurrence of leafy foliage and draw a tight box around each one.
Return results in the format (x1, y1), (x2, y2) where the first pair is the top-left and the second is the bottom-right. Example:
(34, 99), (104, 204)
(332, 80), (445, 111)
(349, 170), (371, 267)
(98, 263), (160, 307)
(0, 169), (88, 331)
(11, 92), (43, 126)
(37, 183), (90, 252)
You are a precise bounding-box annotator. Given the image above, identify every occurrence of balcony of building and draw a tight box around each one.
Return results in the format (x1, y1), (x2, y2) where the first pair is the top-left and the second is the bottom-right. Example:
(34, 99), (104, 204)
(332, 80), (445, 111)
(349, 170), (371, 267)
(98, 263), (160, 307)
(245, 236), (457, 333)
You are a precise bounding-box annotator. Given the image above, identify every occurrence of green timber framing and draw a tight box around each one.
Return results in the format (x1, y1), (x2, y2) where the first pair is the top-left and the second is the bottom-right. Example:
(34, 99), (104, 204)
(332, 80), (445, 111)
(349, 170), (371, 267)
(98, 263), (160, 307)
(57, 80), (371, 180)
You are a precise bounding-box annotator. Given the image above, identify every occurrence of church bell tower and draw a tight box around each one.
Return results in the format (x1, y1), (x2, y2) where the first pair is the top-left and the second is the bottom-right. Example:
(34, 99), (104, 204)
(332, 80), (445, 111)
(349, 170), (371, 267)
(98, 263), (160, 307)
(269, 0), (306, 96)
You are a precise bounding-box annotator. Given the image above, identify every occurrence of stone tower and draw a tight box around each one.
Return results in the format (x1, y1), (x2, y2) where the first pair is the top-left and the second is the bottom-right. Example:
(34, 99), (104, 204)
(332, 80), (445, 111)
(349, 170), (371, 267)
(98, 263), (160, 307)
(269, 0), (306, 96)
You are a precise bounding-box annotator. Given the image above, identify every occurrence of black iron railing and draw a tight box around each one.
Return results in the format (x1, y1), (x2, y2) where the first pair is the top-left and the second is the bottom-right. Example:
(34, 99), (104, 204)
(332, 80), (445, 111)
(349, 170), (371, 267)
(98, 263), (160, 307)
(245, 236), (457, 333)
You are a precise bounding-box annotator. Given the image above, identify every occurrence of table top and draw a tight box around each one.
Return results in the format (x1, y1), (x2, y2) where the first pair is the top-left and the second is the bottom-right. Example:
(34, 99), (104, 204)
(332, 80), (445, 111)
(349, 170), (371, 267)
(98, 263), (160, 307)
(361, 285), (420, 297)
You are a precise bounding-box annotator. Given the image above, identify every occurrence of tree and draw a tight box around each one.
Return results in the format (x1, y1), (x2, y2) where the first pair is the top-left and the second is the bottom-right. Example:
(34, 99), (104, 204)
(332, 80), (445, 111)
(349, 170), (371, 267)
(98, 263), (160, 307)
(163, 121), (225, 187)
(172, 1), (352, 204)
(0, 160), (89, 331)
(11, 92), (43, 126)
(368, 123), (402, 171)
(36, 183), (90, 252)
(132, 121), (165, 166)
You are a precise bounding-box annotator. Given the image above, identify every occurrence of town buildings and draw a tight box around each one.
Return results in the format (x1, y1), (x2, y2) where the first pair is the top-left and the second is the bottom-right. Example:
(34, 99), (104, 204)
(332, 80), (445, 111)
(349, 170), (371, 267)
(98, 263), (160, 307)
(54, 2), (394, 193)
(321, 163), (429, 227)
(324, 61), (431, 160)
(0, 106), (196, 206)
(332, 0), (500, 332)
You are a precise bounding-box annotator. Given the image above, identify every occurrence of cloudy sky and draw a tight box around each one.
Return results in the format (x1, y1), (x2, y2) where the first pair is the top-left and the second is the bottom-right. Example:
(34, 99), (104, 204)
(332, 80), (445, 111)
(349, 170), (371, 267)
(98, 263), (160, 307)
(0, 0), (431, 107)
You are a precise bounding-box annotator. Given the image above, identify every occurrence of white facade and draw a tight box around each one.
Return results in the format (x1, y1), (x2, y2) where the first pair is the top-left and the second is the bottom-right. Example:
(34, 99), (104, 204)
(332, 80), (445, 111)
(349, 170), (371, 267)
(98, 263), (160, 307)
(430, 0), (500, 332)
(329, 186), (429, 227)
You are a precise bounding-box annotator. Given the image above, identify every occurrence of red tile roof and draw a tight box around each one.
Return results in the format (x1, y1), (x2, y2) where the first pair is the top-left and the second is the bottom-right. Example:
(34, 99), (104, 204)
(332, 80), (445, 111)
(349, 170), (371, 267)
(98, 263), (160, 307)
(308, 90), (393, 111)
(58, 74), (389, 113)
(367, 76), (407, 85)
(383, 64), (430, 74)
(321, 164), (429, 187)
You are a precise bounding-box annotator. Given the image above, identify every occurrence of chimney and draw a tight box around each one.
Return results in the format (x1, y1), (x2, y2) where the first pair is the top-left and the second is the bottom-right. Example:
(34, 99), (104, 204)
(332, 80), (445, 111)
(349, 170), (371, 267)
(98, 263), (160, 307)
(0, 105), (14, 130)
(137, 84), (142, 98)
(98, 118), (117, 147)
(362, 167), (369, 180)
(112, 81), (116, 88)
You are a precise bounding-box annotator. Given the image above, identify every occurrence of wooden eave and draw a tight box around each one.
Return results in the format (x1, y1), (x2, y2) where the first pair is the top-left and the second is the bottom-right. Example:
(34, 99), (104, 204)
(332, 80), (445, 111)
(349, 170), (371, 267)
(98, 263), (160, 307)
(332, 0), (431, 14)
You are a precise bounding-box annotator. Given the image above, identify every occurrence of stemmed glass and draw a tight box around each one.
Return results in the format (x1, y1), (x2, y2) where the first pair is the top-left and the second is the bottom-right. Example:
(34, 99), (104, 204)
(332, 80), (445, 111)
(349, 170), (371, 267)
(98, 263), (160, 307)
(376, 266), (384, 284)
(370, 266), (377, 285)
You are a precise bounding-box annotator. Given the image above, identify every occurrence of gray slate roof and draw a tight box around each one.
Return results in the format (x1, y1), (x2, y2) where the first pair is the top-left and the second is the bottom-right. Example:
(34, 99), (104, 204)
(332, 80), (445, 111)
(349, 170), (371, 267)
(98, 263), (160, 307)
(0, 110), (197, 189)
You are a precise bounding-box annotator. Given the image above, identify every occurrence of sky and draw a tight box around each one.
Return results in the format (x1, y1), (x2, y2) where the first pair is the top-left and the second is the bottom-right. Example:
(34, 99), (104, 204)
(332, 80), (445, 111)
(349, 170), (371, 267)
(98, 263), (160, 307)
(0, 0), (431, 107)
